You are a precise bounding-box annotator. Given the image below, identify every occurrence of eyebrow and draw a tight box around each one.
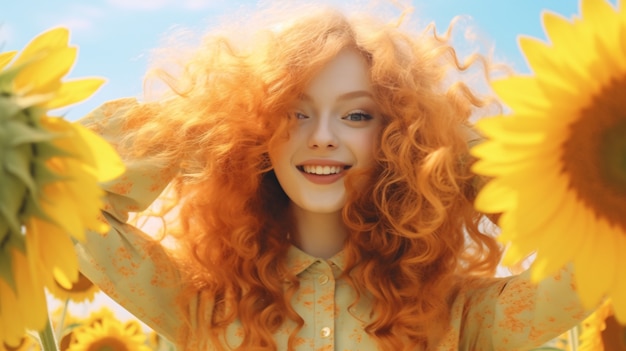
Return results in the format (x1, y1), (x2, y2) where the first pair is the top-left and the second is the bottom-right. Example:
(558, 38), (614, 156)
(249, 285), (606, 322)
(298, 90), (374, 103)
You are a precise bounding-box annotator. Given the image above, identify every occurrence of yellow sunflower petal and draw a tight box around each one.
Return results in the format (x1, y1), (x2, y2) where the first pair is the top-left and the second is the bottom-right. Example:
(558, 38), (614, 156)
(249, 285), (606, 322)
(472, 146), (561, 181)
(38, 180), (84, 239)
(528, 195), (580, 281)
(542, 12), (580, 55)
(61, 162), (110, 235)
(26, 217), (79, 289)
(531, 198), (588, 278)
(581, 0), (617, 35)
(14, 249), (47, 335)
(0, 51), (17, 70)
(578, 299), (613, 351)
(473, 178), (516, 214)
(11, 27), (69, 68)
(70, 122), (125, 182)
(472, 115), (553, 145)
(490, 77), (550, 114)
(0, 278), (25, 347)
(41, 117), (124, 182)
(573, 218), (616, 309)
(14, 46), (77, 96)
(519, 36), (583, 98)
(611, 243), (626, 323)
(44, 78), (106, 110)
(539, 12), (591, 81)
(511, 171), (567, 233)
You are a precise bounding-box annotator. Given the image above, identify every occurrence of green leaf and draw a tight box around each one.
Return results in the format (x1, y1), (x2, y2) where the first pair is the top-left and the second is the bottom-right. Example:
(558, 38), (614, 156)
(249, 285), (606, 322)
(4, 142), (37, 191)
(0, 95), (23, 121)
(34, 141), (74, 163)
(0, 170), (28, 240)
(0, 64), (23, 94)
(8, 113), (59, 146)
(0, 245), (17, 293)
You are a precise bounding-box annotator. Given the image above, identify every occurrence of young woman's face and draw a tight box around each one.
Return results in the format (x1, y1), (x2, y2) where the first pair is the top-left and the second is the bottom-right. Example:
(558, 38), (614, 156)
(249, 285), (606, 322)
(269, 49), (382, 214)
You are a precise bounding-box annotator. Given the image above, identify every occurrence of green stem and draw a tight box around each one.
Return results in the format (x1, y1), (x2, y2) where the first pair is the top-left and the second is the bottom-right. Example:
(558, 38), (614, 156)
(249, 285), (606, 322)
(55, 297), (70, 340)
(38, 314), (59, 351)
(568, 325), (579, 351)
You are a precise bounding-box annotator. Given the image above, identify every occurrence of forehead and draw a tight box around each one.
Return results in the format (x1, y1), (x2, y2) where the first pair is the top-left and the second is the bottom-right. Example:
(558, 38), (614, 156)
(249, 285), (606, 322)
(303, 49), (372, 101)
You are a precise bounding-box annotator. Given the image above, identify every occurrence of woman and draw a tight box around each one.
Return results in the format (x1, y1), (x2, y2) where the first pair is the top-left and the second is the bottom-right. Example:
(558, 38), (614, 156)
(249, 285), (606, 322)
(77, 4), (587, 350)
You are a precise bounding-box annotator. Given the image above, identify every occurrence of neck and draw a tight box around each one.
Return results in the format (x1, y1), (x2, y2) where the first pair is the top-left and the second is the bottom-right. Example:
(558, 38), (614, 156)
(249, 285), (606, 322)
(289, 204), (348, 259)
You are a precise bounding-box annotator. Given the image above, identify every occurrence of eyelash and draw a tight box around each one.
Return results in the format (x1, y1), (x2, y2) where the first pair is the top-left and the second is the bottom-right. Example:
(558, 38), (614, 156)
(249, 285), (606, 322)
(293, 112), (373, 121)
(343, 112), (373, 122)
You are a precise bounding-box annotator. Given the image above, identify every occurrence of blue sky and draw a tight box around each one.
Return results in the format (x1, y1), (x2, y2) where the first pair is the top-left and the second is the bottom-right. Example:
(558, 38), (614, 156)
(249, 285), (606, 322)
(2, 0), (593, 121)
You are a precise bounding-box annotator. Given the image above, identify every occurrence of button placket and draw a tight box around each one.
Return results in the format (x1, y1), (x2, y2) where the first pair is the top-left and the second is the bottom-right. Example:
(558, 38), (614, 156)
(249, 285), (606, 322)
(312, 260), (336, 349)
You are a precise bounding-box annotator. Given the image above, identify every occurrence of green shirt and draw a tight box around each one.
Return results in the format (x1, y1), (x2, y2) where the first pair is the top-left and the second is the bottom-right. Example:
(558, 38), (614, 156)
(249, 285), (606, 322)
(76, 98), (587, 350)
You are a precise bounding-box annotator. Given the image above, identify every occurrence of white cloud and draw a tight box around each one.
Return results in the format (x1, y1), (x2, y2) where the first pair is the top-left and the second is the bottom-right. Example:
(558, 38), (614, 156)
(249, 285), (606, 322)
(106, 0), (224, 11)
(107, 0), (169, 10)
(181, 0), (224, 10)
(45, 5), (106, 38)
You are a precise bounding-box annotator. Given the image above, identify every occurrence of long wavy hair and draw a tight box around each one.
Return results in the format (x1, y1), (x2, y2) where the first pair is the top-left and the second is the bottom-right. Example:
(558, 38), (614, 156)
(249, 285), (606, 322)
(118, 3), (503, 350)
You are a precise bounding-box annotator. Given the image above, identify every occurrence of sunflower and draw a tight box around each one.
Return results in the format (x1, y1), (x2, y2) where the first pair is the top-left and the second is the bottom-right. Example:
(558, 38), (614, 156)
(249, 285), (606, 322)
(77, 307), (119, 329)
(470, 0), (626, 323)
(67, 318), (151, 351)
(578, 300), (614, 351)
(0, 27), (125, 346)
(53, 307), (119, 351)
(46, 272), (100, 304)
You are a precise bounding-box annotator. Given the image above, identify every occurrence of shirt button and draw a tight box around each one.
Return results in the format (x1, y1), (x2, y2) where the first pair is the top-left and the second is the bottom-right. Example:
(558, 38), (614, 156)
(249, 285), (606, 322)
(320, 327), (332, 338)
(318, 274), (329, 285)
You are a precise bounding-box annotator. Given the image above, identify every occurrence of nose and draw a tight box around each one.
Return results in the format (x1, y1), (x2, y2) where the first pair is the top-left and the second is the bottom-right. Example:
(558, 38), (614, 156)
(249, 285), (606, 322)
(308, 116), (338, 149)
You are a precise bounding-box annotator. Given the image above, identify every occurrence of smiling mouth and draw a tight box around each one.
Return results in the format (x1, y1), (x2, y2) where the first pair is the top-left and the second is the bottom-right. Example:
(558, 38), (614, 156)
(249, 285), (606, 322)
(296, 165), (352, 175)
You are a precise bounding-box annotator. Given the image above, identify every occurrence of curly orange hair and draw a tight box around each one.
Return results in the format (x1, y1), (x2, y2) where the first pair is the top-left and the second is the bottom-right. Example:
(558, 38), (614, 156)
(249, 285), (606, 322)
(118, 4), (503, 350)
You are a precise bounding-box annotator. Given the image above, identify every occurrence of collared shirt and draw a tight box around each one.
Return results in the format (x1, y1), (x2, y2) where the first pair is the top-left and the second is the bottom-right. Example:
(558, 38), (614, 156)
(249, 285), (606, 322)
(76, 98), (587, 351)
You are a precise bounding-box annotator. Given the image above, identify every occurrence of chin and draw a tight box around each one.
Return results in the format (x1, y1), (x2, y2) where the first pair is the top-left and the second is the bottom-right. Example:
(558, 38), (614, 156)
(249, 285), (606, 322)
(294, 197), (346, 215)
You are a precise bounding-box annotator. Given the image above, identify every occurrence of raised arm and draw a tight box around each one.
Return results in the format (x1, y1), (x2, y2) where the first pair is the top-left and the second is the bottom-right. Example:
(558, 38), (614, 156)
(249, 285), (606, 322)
(457, 265), (589, 350)
(74, 98), (187, 341)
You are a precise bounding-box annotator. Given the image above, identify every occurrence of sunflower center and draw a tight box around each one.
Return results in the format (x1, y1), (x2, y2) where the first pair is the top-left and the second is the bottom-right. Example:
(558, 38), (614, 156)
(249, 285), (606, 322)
(3, 338), (26, 351)
(55, 272), (94, 293)
(562, 76), (626, 233)
(86, 337), (130, 351)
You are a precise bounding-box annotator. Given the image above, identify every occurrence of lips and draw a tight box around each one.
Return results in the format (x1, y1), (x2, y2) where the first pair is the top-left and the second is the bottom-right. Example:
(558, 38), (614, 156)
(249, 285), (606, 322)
(296, 161), (351, 185)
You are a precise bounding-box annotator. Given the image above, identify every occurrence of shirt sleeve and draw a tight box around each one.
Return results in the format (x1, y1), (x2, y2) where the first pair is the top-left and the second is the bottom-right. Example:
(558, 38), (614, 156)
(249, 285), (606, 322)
(458, 265), (589, 351)
(73, 98), (188, 341)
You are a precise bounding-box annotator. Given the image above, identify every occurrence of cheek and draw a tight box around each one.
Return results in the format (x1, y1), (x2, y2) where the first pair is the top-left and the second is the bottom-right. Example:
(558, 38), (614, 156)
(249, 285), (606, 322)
(355, 130), (380, 163)
(268, 129), (293, 162)
(268, 141), (296, 190)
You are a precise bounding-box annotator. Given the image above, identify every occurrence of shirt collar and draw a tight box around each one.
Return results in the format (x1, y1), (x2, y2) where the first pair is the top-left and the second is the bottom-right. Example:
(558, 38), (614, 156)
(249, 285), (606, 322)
(286, 245), (346, 275)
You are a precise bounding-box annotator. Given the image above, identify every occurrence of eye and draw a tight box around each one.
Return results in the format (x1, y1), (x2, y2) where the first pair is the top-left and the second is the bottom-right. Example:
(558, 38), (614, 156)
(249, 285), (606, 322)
(293, 112), (309, 120)
(343, 112), (373, 122)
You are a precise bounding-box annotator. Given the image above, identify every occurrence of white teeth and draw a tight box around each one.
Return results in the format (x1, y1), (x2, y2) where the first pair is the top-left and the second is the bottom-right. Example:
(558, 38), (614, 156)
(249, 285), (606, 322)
(302, 165), (343, 175)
